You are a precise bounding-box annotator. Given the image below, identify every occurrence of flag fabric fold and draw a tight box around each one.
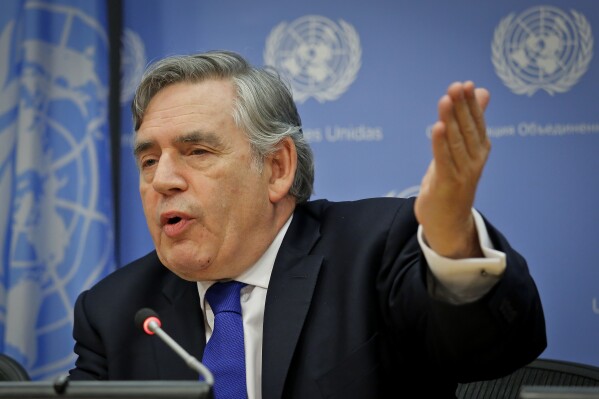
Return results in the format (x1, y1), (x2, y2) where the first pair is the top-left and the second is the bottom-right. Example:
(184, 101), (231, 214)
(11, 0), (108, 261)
(0, 0), (116, 380)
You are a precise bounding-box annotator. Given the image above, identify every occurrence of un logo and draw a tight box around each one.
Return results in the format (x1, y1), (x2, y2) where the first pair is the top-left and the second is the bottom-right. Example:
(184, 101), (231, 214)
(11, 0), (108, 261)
(0, 1), (115, 379)
(492, 6), (593, 96)
(264, 15), (361, 103)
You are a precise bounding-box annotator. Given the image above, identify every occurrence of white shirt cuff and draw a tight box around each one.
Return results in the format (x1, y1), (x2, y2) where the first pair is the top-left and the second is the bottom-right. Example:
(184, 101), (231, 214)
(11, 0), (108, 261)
(417, 209), (506, 303)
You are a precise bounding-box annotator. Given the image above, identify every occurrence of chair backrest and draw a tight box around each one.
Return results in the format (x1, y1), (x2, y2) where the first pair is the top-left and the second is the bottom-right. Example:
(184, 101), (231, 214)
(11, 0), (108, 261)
(456, 358), (599, 399)
(0, 354), (30, 381)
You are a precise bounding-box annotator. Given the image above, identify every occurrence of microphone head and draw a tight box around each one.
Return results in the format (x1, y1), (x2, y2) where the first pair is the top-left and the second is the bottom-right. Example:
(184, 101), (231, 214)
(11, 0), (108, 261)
(134, 308), (161, 335)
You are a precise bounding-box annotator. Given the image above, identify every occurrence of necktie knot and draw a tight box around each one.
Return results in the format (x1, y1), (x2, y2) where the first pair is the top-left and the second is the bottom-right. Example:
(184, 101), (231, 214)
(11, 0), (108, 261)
(206, 280), (245, 315)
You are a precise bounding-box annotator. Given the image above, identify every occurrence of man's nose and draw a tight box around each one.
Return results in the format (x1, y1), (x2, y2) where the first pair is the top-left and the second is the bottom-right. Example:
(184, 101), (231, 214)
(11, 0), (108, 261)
(152, 153), (187, 194)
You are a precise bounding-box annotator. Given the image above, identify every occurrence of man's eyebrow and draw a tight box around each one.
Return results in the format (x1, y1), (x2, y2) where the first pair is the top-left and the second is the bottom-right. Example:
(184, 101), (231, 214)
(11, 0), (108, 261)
(133, 131), (225, 158)
(174, 131), (224, 148)
(133, 140), (154, 159)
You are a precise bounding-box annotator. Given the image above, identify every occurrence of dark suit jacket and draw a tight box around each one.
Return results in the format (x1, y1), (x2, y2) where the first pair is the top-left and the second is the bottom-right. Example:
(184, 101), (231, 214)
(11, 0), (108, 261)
(69, 198), (546, 398)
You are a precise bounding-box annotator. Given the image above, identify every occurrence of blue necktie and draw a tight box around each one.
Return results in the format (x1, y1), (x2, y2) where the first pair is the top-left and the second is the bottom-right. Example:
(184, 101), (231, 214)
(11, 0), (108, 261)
(202, 281), (247, 399)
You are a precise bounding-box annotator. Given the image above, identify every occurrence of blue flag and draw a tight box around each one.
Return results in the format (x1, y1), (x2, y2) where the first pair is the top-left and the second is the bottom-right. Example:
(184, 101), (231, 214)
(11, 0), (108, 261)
(0, 0), (116, 380)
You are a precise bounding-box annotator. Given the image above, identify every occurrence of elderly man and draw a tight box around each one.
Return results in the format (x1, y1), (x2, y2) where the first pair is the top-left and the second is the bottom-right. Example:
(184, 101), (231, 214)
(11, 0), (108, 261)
(69, 50), (546, 399)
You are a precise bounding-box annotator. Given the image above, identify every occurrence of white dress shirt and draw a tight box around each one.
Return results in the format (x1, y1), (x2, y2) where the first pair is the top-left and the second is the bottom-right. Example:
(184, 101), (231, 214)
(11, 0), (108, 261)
(197, 209), (505, 399)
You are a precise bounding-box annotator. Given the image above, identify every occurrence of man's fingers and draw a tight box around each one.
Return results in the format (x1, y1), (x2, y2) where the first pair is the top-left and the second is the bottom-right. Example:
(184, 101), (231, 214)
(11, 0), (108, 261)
(430, 121), (457, 177)
(468, 83), (490, 145)
(474, 87), (490, 111)
(439, 87), (469, 172)
(448, 82), (481, 158)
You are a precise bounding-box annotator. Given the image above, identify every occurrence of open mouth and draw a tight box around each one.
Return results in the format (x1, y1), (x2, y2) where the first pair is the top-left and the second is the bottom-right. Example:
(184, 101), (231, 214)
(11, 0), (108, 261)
(160, 212), (187, 227)
(162, 215), (190, 237)
(167, 216), (182, 225)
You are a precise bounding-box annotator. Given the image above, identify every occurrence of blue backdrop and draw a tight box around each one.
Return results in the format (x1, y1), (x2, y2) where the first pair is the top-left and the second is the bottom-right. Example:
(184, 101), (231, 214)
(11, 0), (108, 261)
(1, 0), (598, 380)
(119, 0), (599, 368)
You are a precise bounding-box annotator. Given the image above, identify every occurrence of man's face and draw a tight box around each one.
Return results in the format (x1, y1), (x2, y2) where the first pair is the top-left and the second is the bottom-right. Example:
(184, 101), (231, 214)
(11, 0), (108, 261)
(135, 80), (275, 281)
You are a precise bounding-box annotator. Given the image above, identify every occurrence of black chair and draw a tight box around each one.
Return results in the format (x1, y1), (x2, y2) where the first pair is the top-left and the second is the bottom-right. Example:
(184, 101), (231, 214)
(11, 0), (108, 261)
(456, 358), (599, 399)
(0, 354), (30, 381)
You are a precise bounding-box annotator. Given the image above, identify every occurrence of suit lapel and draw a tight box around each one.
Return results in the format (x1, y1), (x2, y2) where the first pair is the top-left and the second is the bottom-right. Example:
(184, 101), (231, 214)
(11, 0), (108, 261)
(262, 206), (323, 399)
(152, 270), (205, 380)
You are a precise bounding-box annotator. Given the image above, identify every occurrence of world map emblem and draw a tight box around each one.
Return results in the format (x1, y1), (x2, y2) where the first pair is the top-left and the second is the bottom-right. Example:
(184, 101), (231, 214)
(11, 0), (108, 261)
(0, 1), (115, 379)
(264, 15), (361, 103)
(492, 6), (593, 96)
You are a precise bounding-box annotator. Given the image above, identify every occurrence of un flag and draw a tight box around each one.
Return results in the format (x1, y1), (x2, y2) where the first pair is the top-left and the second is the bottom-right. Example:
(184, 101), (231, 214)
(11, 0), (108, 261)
(0, 0), (116, 380)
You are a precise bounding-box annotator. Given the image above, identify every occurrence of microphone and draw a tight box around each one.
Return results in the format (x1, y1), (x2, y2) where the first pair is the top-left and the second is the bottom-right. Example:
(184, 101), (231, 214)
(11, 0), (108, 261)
(134, 308), (214, 386)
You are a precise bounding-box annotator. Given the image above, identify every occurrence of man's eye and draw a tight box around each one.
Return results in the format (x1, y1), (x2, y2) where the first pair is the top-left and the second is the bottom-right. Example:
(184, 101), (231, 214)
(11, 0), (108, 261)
(191, 148), (207, 156)
(141, 158), (157, 169)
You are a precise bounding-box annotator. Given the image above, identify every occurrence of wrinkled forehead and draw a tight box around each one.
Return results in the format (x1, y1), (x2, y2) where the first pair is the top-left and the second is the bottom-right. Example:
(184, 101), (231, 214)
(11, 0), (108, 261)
(134, 75), (238, 131)
(136, 79), (238, 131)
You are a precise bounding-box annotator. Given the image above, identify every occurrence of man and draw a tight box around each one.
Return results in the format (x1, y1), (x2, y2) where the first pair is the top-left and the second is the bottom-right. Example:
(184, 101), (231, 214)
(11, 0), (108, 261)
(69, 51), (546, 398)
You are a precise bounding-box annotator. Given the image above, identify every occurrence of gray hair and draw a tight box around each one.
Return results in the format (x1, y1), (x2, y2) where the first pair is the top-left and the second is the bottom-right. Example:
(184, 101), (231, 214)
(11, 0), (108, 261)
(131, 50), (314, 203)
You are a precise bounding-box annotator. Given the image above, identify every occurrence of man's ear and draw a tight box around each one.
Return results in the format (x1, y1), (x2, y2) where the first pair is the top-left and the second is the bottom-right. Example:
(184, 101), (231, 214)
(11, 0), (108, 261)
(267, 137), (297, 203)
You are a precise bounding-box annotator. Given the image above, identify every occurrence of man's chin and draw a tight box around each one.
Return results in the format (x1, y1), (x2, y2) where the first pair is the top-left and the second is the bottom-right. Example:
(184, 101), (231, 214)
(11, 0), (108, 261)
(156, 250), (215, 281)
(164, 262), (215, 282)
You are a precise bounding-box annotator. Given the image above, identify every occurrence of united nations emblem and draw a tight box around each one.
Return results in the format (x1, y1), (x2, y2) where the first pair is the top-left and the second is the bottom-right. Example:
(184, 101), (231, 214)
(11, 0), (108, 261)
(492, 6), (593, 96)
(0, 1), (115, 379)
(264, 15), (361, 103)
